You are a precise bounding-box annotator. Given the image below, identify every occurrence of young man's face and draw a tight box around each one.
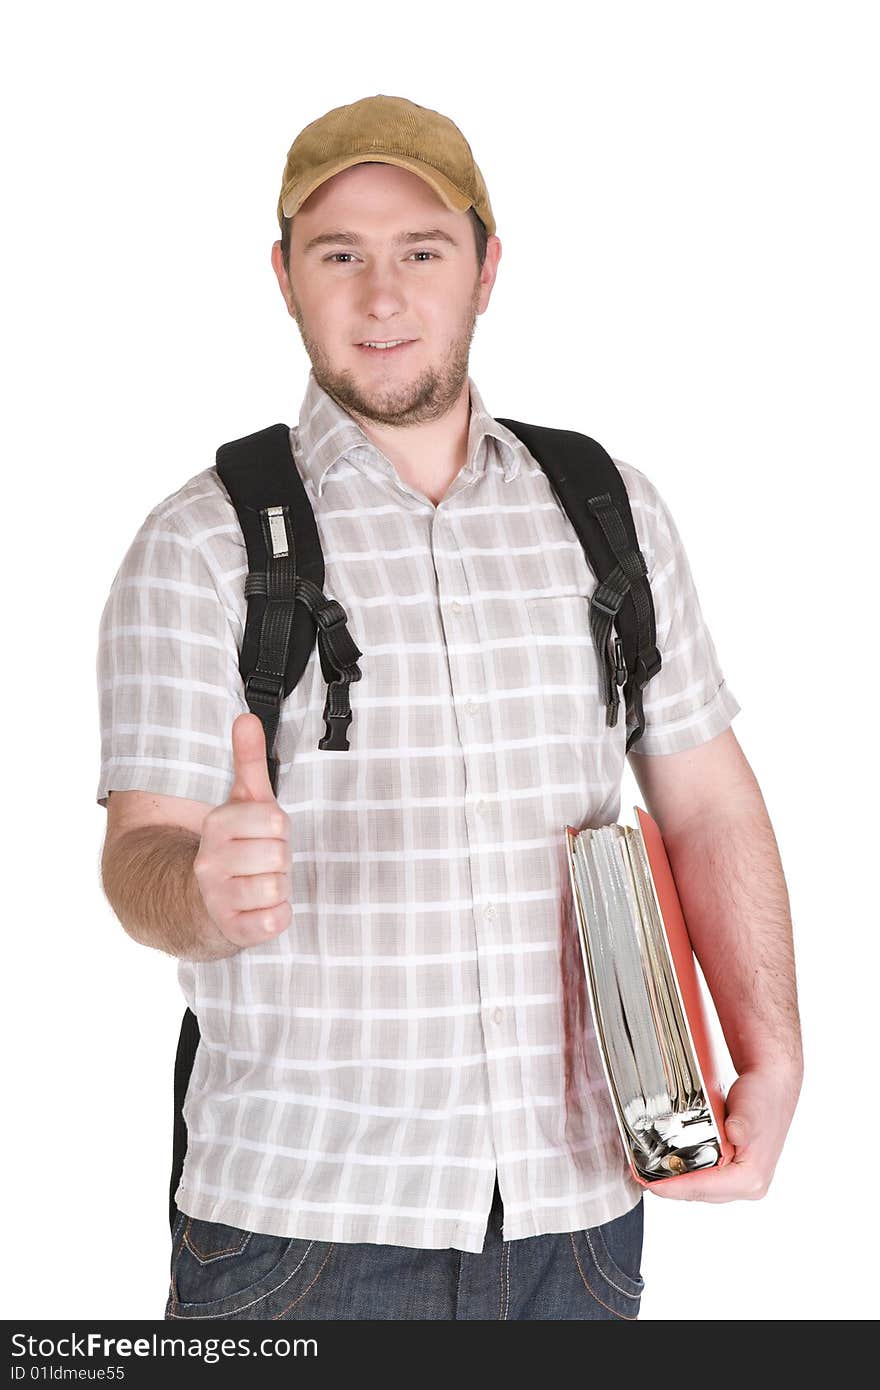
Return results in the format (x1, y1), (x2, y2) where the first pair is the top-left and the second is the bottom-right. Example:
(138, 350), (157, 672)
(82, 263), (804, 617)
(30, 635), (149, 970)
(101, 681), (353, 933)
(271, 162), (501, 427)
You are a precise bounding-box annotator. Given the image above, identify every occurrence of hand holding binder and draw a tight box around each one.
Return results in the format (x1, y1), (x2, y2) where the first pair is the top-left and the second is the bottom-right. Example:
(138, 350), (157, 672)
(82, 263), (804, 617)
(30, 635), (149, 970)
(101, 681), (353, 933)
(647, 1060), (801, 1202)
(565, 806), (801, 1201)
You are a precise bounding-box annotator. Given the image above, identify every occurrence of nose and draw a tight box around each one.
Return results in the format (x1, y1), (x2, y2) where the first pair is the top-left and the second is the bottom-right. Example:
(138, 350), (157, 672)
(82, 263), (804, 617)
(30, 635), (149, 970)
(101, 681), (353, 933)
(356, 261), (408, 322)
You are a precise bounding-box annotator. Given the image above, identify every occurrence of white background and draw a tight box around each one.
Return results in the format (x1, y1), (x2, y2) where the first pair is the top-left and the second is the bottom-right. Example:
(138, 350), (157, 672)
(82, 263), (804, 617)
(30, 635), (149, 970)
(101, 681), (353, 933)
(4, 0), (877, 1321)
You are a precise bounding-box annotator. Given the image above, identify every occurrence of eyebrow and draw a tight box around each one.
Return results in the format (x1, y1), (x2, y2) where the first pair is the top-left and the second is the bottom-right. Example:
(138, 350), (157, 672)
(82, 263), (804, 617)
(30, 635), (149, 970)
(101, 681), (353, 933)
(303, 228), (459, 254)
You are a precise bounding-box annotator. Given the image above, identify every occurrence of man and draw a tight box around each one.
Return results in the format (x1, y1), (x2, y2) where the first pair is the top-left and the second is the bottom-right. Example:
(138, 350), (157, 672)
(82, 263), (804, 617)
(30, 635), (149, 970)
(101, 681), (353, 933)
(97, 94), (803, 1321)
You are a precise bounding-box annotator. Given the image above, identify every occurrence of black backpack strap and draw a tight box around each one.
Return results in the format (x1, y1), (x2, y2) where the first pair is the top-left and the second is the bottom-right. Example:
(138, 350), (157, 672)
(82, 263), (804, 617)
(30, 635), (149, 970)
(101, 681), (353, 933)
(495, 418), (661, 752)
(169, 1004), (200, 1233)
(216, 423), (363, 771)
(169, 422), (363, 1235)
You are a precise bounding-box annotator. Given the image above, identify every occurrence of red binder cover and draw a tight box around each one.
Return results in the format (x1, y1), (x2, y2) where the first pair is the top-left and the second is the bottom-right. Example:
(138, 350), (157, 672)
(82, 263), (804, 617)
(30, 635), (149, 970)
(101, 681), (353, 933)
(633, 807), (735, 1184)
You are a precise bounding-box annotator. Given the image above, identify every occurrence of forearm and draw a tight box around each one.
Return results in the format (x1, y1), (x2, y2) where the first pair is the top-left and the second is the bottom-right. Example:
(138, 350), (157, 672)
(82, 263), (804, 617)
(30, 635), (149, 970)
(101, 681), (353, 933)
(101, 825), (240, 962)
(663, 797), (803, 1081)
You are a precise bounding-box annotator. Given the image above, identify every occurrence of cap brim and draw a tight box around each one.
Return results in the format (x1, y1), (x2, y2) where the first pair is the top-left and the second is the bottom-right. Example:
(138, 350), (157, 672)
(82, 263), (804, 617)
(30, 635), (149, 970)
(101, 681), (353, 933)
(280, 152), (473, 221)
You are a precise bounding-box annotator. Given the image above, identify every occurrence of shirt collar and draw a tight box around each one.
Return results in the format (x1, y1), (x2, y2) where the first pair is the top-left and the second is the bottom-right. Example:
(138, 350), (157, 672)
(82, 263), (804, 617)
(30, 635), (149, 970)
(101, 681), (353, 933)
(291, 367), (524, 500)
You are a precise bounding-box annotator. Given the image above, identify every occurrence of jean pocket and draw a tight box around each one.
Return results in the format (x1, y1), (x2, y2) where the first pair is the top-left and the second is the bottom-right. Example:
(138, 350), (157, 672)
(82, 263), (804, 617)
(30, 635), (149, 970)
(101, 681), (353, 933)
(167, 1214), (335, 1320)
(569, 1198), (645, 1320)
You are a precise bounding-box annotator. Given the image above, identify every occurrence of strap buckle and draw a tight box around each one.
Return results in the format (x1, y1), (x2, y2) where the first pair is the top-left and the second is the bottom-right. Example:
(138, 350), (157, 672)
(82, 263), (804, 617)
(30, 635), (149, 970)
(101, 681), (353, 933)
(319, 707), (353, 751)
(613, 636), (627, 687)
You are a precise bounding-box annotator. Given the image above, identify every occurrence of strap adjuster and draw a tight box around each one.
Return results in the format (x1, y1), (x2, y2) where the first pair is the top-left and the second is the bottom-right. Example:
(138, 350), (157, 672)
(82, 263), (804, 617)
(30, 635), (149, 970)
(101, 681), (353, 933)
(314, 597), (348, 633)
(244, 670), (285, 707)
(591, 591), (623, 620)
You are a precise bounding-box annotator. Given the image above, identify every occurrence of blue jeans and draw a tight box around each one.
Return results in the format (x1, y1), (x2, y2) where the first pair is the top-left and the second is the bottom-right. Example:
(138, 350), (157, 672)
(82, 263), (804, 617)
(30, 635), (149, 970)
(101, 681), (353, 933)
(164, 1175), (645, 1320)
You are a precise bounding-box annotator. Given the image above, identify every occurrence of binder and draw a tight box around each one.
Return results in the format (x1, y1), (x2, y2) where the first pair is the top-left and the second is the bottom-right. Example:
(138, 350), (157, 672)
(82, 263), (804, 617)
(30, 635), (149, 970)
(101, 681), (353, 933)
(564, 806), (736, 1186)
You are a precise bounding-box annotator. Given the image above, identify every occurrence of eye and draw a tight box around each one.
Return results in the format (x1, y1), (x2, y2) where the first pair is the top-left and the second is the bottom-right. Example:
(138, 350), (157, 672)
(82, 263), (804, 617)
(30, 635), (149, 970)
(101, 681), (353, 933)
(323, 251), (439, 264)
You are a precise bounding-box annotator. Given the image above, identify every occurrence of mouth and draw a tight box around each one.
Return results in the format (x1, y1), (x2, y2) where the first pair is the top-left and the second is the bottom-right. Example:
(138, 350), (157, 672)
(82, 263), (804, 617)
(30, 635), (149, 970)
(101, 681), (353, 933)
(356, 338), (416, 356)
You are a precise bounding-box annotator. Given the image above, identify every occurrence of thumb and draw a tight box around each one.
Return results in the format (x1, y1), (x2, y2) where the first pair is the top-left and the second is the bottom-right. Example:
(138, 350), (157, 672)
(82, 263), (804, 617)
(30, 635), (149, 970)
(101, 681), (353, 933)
(723, 1071), (761, 1155)
(726, 1116), (748, 1146)
(725, 1111), (754, 1156)
(228, 712), (277, 803)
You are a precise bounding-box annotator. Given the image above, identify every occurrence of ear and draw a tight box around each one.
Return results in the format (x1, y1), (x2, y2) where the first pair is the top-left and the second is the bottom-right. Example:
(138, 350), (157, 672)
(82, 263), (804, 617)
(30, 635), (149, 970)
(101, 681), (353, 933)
(270, 240), (295, 316)
(476, 235), (502, 316)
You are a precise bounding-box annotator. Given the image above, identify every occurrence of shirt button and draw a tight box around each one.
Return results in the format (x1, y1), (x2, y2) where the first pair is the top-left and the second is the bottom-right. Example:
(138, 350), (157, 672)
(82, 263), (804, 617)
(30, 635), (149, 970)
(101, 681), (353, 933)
(465, 700), (479, 717)
(474, 799), (486, 816)
(451, 600), (463, 615)
(485, 903), (497, 921)
(493, 1007), (503, 1024)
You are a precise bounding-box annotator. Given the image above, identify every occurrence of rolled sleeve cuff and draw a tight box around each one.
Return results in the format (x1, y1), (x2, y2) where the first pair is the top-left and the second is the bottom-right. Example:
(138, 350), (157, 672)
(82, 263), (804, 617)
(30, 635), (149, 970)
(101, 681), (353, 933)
(96, 757), (234, 810)
(629, 680), (742, 756)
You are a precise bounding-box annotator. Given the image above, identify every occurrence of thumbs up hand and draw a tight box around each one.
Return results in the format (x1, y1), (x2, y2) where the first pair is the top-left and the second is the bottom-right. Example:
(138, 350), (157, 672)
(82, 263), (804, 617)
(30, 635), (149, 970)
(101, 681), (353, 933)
(193, 713), (293, 950)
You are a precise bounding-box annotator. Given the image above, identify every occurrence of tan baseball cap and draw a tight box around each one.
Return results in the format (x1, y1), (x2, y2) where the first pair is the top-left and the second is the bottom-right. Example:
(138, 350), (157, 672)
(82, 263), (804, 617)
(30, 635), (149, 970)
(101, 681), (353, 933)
(276, 93), (496, 237)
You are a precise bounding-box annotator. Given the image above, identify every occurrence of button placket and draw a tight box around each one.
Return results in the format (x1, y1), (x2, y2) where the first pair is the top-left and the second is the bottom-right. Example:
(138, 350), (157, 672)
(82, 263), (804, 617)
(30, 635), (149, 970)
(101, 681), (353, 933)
(433, 495), (512, 1177)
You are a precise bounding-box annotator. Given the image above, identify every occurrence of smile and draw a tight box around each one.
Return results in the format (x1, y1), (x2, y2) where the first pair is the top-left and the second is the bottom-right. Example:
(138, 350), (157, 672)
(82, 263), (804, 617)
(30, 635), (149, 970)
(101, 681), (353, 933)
(357, 339), (415, 355)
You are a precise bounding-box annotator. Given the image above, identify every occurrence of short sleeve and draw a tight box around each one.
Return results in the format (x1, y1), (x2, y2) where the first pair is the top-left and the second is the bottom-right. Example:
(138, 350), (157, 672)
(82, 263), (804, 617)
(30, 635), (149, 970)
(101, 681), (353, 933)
(616, 460), (742, 756)
(95, 507), (247, 809)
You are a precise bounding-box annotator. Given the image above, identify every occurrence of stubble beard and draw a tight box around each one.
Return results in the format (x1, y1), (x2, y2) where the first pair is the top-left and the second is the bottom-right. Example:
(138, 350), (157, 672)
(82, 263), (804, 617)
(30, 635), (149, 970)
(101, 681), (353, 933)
(287, 277), (483, 429)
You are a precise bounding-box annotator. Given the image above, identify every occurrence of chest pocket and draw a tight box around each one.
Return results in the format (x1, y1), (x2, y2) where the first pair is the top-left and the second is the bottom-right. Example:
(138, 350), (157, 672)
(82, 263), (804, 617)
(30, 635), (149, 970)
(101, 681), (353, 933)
(524, 590), (613, 744)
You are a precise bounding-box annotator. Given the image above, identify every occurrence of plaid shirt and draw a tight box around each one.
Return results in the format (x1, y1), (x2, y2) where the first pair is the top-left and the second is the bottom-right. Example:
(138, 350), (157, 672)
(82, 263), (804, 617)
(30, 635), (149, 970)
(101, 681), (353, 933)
(96, 368), (741, 1251)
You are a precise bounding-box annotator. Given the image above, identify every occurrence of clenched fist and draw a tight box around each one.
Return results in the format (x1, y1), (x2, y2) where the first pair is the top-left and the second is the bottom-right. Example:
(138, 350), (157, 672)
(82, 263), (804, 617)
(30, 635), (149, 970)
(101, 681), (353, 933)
(193, 712), (293, 948)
